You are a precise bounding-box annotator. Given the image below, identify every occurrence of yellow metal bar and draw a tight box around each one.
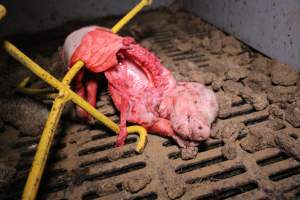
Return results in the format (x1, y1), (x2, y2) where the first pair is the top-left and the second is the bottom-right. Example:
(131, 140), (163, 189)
(21, 61), (87, 200)
(16, 59), (84, 98)
(62, 60), (85, 84)
(22, 93), (68, 200)
(127, 126), (147, 152)
(70, 90), (120, 132)
(17, 87), (57, 99)
(3, 41), (147, 152)
(16, 76), (56, 98)
(17, 76), (32, 88)
(0, 4), (6, 20)
(4, 41), (65, 91)
(16, 0), (151, 92)
(69, 90), (147, 152)
(111, 0), (152, 33)
(4, 1), (152, 199)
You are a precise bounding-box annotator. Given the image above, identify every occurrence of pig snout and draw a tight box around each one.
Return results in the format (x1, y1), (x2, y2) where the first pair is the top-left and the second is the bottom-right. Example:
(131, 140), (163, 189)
(190, 119), (211, 141)
(167, 82), (218, 145)
(171, 112), (211, 142)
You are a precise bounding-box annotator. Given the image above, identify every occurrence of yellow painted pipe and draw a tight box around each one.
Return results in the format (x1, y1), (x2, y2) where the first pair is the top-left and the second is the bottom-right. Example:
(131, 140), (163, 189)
(16, 76), (56, 99)
(4, 40), (147, 147)
(22, 92), (68, 200)
(4, 41), (65, 92)
(17, 60), (84, 98)
(111, 0), (152, 33)
(3, 1), (152, 199)
(0, 4), (6, 20)
(22, 62), (86, 200)
(4, 40), (147, 200)
(70, 89), (147, 152)
(16, 0), (153, 95)
(62, 60), (84, 84)
(127, 126), (147, 152)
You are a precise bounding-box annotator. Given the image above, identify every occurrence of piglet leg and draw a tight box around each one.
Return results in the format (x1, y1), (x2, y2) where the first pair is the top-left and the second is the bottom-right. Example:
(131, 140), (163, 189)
(116, 96), (129, 146)
(73, 69), (89, 120)
(73, 69), (98, 121)
(147, 118), (192, 148)
(147, 118), (174, 138)
(86, 76), (98, 121)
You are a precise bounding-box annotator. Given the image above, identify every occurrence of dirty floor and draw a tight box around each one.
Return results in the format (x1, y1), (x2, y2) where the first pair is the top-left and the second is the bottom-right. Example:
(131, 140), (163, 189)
(1, 8), (300, 200)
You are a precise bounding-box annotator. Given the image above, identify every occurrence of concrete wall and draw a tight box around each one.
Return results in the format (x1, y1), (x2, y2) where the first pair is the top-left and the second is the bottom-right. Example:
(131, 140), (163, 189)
(0, 0), (173, 36)
(184, 0), (300, 70)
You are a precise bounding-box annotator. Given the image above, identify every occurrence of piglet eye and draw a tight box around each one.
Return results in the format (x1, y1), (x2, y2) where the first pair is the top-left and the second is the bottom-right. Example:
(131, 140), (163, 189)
(198, 126), (202, 130)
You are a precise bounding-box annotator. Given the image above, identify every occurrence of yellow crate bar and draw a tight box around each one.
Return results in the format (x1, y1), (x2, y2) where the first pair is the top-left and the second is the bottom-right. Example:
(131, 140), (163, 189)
(3, 1), (152, 200)
(111, 0), (152, 33)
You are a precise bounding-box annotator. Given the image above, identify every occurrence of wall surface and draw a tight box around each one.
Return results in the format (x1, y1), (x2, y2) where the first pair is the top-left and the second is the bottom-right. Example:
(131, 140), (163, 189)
(184, 0), (300, 70)
(0, 0), (173, 36)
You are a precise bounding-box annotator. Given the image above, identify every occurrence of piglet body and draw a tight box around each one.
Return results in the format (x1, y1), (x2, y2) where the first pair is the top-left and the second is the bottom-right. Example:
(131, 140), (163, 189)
(63, 26), (218, 148)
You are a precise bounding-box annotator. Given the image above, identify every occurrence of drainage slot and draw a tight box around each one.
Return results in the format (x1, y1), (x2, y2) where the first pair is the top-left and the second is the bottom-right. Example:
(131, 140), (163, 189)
(43, 183), (68, 194)
(80, 157), (109, 168)
(191, 58), (209, 63)
(186, 166), (246, 184)
(175, 155), (227, 174)
(82, 192), (99, 200)
(173, 54), (203, 61)
(82, 183), (123, 200)
(91, 133), (112, 140)
(230, 107), (256, 118)
(167, 51), (193, 57)
(16, 161), (32, 170)
(198, 140), (224, 152)
(168, 140), (224, 160)
(269, 165), (300, 181)
(244, 115), (269, 126)
(289, 133), (298, 139)
(20, 141), (66, 157)
(190, 57), (208, 63)
(161, 46), (175, 50)
(20, 148), (37, 157)
(13, 137), (39, 149)
(162, 139), (176, 147)
(156, 39), (173, 43)
(193, 182), (258, 200)
(127, 192), (158, 200)
(295, 189), (300, 197)
(168, 152), (180, 159)
(78, 137), (136, 156)
(87, 162), (146, 182)
(48, 152), (67, 163)
(163, 49), (179, 54)
(237, 132), (247, 140)
(257, 152), (290, 166)
(232, 99), (247, 107)
(80, 149), (137, 168)
(47, 168), (67, 176)
(198, 63), (210, 68)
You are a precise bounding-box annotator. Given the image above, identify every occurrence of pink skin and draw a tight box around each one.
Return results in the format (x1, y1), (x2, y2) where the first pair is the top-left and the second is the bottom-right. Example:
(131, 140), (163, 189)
(159, 82), (218, 147)
(63, 26), (218, 148)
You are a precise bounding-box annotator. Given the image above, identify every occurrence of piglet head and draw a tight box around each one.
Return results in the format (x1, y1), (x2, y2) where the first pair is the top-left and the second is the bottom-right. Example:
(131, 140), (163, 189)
(160, 82), (218, 148)
(170, 93), (211, 143)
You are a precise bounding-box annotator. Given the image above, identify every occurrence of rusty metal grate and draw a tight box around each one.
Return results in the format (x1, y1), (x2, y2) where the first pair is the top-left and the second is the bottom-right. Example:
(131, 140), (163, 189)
(7, 13), (300, 200)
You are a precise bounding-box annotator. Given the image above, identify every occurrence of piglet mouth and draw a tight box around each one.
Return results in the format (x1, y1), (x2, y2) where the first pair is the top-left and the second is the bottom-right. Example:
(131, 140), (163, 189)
(174, 126), (207, 142)
(172, 135), (200, 148)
